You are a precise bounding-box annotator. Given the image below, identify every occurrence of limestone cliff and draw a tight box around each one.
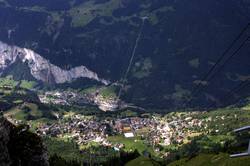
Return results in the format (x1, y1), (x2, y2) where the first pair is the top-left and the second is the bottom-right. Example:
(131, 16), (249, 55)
(0, 41), (109, 85)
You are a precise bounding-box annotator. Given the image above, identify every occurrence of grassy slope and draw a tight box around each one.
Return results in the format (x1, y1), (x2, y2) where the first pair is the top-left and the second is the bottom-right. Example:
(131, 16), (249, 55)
(6, 103), (43, 121)
(43, 137), (82, 161)
(126, 156), (160, 166)
(168, 153), (250, 166)
(69, 0), (120, 27)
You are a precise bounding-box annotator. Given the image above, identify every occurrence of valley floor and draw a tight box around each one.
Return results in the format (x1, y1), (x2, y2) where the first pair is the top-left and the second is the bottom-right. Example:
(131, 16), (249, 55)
(2, 78), (250, 165)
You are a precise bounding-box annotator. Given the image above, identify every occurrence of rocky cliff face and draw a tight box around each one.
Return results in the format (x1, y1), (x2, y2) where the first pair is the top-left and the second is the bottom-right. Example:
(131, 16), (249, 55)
(0, 115), (49, 166)
(0, 41), (109, 85)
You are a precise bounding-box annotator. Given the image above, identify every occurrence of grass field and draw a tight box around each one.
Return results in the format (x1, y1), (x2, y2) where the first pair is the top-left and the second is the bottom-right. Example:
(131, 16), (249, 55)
(126, 156), (160, 166)
(43, 137), (82, 161)
(5, 103), (42, 121)
(0, 76), (36, 89)
(168, 153), (250, 166)
(108, 135), (154, 155)
(69, 0), (120, 27)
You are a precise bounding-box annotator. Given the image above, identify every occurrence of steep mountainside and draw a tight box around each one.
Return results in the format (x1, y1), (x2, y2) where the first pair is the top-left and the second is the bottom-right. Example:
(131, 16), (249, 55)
(0, 115), (49, 166)
(0, 0), (250, 109)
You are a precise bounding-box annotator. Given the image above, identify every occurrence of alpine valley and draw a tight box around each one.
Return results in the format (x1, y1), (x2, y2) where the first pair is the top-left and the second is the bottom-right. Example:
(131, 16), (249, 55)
(1, 0), (250, 166)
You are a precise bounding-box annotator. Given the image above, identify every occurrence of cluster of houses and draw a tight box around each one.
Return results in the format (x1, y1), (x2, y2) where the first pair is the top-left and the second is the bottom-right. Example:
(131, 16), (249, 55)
(5, 107), (231, 159)
(113, 117), (157, 138)
(38, 90), (119, 111)
(34, 112), (208, 150)
(149, 112), (205, 146)
(34, 115), (159, 149)
(38, 91), (73, 105)
(36, 114), (112, 146)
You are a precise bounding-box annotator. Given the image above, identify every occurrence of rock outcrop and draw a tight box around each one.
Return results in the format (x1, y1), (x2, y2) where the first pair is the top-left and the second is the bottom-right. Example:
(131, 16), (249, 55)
(0, 41), (109, 85)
